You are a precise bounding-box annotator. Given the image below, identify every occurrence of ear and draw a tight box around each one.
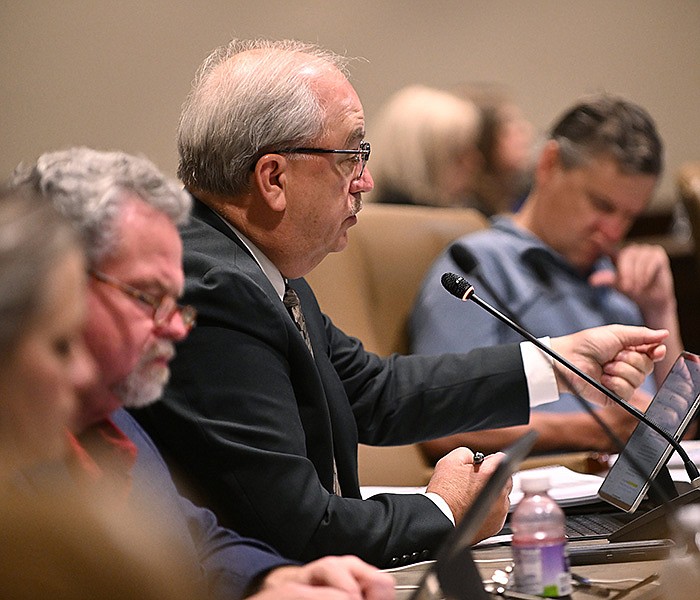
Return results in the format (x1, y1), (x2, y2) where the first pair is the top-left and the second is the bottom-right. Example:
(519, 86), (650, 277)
(536, 139), (562, 184)
(253, 154), (288, 213)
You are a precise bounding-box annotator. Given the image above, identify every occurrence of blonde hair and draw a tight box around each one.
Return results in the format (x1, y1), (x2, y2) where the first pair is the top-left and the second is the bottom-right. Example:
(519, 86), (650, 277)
(369, 85), (481, 207)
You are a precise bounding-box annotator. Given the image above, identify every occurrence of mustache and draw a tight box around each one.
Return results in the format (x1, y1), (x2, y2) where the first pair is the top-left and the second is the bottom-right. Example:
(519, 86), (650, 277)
(350, 195), (363, 216)
(142, 339), (176, 364)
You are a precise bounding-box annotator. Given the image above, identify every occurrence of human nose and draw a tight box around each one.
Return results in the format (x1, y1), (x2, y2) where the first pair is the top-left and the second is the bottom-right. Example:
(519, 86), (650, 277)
(154, 310), (191, 342)
(351, 165), (374, 193)
(598, 215), (630, 244)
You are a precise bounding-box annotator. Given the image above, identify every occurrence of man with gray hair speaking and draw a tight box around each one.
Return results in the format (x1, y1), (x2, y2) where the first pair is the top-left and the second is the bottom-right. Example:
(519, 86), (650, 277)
(134, 39), (668, 568)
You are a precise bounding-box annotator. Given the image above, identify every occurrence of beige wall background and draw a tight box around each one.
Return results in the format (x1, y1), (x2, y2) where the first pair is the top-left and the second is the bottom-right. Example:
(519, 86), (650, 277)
(2, 0), (699, 206)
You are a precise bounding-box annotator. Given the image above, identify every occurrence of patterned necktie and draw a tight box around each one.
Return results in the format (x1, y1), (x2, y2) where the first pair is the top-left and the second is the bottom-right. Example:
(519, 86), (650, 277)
(283, 283), (341, 495)
(283, 285), (314, 356)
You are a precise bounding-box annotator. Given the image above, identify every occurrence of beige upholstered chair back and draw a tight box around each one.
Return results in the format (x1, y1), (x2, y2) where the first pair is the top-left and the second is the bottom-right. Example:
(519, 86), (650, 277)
(306, 202), (489, 485)
(678, 161), (700, 268)
(307, 202), (489, 356)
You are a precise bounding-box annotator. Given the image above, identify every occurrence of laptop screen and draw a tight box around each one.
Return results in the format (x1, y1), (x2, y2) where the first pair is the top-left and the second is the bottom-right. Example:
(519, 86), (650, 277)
(598, 351), (700, 513)
(409, 430), (538, 600)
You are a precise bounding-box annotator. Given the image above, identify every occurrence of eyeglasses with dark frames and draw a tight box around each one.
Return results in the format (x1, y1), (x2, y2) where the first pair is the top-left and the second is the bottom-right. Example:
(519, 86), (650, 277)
(90, 269), (197, 332)
(268, 140), (371, 180)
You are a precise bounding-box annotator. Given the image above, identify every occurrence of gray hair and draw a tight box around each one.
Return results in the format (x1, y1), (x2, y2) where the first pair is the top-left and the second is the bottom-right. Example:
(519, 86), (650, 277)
(549, 94), (663, 176)
(177, 38), (351, 196)
(12, 147), (191, 267)
(0, 184), (80, 355)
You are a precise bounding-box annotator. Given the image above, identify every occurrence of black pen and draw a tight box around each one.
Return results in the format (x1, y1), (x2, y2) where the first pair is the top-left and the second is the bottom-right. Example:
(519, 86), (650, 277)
(473, 451), (485, 465)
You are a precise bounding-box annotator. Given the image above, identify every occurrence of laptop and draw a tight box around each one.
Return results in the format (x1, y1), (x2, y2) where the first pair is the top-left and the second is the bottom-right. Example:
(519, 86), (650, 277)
(542, 351), (700, 543)
(405, 430), (538, 600)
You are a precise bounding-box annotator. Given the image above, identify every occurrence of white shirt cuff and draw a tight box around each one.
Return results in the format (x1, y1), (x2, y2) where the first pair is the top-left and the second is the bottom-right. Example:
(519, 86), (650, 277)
(520, 338), (559, 408)
(424, 491), (455, 526)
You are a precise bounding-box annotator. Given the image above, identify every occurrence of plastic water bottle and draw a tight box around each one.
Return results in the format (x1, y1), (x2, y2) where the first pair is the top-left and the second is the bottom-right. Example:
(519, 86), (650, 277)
(511, 472), (572, 598)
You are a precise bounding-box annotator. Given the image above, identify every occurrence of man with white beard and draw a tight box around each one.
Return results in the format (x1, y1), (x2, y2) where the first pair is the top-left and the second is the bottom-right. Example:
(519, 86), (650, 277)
(12, 147), (395, 600)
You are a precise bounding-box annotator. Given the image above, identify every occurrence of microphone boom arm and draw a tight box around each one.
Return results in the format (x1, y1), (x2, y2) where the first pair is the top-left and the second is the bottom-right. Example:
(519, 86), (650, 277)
(442, 272), (700, 483)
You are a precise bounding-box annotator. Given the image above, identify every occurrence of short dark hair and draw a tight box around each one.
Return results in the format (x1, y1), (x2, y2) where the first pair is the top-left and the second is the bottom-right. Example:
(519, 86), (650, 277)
(550, 94), (663, 176)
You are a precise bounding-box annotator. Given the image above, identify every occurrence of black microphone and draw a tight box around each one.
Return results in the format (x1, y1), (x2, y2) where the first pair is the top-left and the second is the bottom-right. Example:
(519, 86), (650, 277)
(448, 245), (518, 323)
(440, 271), (700, 483)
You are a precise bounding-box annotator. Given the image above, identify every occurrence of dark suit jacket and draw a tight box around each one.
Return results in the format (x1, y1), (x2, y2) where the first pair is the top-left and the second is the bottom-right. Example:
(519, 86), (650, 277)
(112, 409), (291, 599)
(134, 198), (530, 568)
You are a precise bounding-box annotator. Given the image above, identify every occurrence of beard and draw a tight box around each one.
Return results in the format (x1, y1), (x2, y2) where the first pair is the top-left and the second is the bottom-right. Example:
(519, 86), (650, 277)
(114, 340), (176, 409)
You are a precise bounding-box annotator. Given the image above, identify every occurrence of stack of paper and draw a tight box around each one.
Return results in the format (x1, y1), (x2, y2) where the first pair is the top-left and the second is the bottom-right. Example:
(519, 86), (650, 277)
(509, 465), (604, 508)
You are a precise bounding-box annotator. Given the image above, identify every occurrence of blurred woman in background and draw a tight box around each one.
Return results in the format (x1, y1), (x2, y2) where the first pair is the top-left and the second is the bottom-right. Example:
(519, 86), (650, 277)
(0, 184), (95, 478)
(368, 84), (483, 208)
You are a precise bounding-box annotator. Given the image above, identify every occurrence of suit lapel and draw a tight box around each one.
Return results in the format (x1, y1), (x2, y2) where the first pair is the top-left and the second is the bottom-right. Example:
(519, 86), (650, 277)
(291, 279), (361, 497)
(189, 196), (359, 496)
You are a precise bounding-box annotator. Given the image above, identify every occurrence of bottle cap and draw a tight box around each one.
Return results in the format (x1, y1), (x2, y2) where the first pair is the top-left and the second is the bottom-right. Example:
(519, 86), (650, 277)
(519, 471), (550, 493)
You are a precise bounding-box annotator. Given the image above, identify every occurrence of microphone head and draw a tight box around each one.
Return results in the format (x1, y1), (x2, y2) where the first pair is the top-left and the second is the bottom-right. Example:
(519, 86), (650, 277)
(441, 272), (475, 301)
